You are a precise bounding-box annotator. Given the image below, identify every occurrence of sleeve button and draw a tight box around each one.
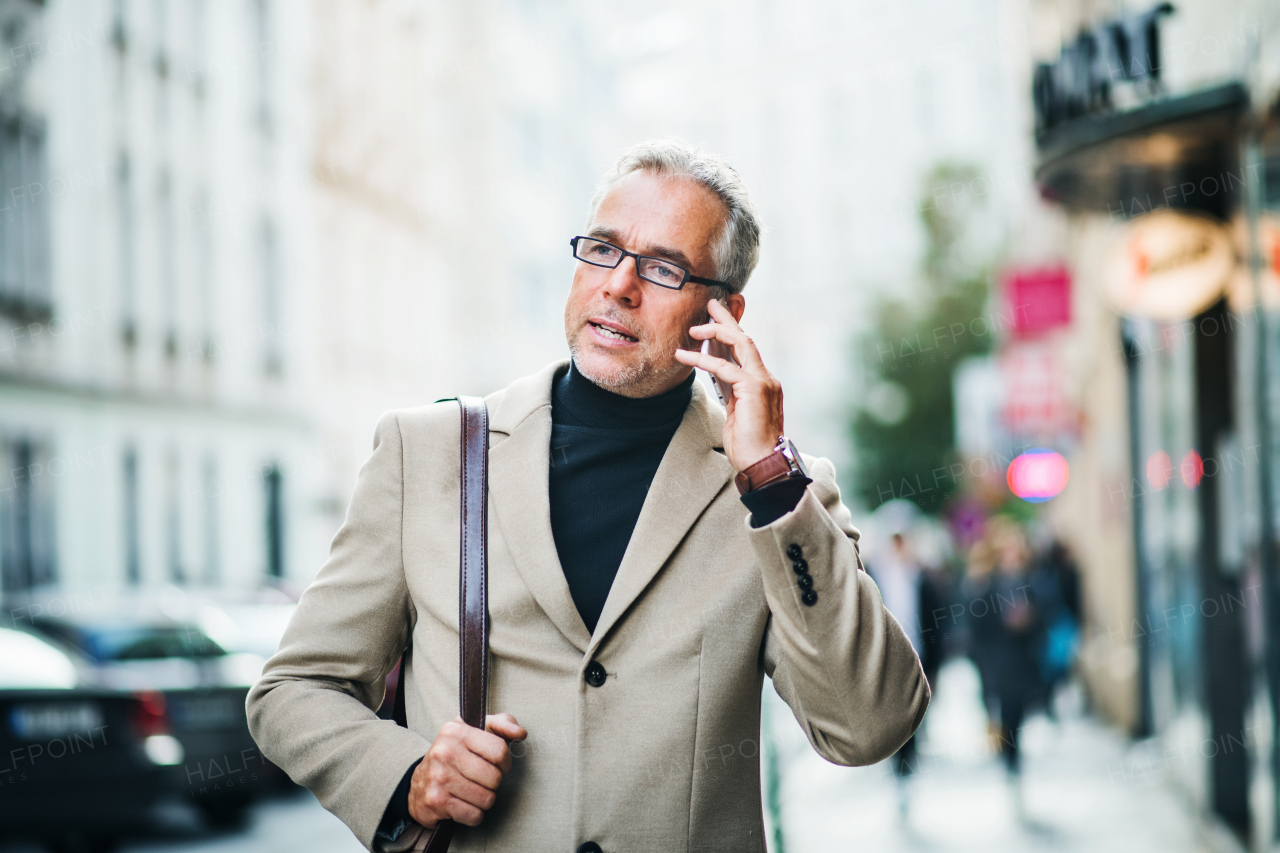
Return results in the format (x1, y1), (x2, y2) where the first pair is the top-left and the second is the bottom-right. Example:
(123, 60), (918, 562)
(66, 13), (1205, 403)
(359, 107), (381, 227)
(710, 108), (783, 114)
(786, 544), (803, 560)
(797, 574), (814, 591)
(792, 558), (809, 574)
(801, 589), (819, 606)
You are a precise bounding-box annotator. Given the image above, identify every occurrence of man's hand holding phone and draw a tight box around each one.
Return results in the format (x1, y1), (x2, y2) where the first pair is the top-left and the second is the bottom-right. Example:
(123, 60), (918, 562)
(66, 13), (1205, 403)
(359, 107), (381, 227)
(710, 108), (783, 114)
(674, 300), (786, 474)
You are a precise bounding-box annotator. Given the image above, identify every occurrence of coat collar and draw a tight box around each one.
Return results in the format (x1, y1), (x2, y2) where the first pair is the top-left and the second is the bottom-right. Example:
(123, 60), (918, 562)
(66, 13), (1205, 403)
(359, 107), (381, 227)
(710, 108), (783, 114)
(486, 360), (734, 655)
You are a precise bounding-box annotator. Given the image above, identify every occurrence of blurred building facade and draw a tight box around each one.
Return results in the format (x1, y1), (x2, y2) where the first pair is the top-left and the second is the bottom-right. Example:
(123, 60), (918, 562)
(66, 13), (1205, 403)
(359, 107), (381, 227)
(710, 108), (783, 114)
(1028, 0), (1280, 847)
(0, 0), (328, 597)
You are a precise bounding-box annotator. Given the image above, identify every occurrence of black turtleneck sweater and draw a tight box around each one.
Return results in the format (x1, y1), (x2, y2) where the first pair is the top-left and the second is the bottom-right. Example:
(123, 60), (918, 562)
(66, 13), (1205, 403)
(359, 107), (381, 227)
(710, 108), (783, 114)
(549, 361), (695, 632)
(375, 362), (807, 844)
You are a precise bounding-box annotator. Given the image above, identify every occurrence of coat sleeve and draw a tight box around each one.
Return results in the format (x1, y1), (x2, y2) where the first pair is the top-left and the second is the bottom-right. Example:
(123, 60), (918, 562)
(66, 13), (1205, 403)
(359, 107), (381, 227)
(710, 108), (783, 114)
(757, 456), (930, 766)
(246, 411), (430, 850)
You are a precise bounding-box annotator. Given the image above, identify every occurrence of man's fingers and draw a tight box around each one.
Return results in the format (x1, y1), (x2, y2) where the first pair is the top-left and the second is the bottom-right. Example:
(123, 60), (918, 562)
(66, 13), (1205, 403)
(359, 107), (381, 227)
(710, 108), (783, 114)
(674, 347), (752, 386)
(451, 746), (505, 789)
(443, 795), (486, 828)
(485, 713), (528, 743)
(460, 725), (513, 768)
(704, 299), (763, 370)
(444, 772), (499, 812)
(424, 753), (497, 810)
(688, 316), (765, 371)
(706, 298), (740, 329)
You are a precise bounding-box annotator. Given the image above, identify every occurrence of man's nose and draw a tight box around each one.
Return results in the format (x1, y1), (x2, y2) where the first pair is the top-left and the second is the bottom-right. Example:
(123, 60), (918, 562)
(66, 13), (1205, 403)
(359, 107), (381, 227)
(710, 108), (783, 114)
(601, 256), (644, 304)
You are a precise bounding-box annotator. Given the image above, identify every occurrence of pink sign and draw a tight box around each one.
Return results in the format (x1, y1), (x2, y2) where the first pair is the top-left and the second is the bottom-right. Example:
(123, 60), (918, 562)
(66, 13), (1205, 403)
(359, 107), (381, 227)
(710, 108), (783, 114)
(1004, 265), (1071, 338)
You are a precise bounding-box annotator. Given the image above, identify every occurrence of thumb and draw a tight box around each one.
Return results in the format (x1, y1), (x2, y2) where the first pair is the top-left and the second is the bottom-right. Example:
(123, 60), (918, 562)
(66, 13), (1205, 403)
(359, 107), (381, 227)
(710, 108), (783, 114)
(485, 713), (528, 742)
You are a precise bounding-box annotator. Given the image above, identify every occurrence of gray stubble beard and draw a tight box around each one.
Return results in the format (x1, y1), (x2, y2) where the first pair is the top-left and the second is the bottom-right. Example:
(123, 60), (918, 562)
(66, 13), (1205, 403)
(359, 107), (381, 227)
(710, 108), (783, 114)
(568, 331), (690, 399)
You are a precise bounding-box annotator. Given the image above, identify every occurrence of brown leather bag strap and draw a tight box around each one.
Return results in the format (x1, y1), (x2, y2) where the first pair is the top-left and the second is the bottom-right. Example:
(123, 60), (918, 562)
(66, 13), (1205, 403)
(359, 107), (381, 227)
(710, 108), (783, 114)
(397, 396), (490, 853)
(456, 395), (490, 728)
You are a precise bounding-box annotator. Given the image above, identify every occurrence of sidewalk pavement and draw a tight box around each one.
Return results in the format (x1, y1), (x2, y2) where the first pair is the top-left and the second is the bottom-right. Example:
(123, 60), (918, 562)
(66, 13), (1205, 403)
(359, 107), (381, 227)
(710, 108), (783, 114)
(769, 659), (1224, 853)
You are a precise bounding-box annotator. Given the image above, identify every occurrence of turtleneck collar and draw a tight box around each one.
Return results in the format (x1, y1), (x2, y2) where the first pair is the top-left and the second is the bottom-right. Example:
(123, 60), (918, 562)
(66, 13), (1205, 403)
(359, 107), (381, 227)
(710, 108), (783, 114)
(551, 360), (695, 430)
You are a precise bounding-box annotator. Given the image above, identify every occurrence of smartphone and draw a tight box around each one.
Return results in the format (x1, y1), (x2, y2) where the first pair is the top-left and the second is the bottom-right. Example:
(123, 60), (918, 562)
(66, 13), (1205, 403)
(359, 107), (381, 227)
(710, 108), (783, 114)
(699, 320), (737, 406)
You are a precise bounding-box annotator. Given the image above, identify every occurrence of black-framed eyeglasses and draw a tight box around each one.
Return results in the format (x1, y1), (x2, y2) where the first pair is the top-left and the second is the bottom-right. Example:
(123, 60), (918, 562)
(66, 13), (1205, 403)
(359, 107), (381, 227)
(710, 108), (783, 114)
(570, 236), (728, 290)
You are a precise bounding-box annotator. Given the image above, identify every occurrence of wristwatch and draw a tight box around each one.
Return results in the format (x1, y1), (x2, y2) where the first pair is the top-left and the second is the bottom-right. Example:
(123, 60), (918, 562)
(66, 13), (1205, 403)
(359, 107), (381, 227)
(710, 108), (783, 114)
(735, 435), (809, 495)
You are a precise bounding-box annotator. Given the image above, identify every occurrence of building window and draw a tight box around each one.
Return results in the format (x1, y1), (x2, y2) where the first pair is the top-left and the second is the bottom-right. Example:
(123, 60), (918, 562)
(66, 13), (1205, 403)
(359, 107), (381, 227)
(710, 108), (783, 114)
(252, 0), (272, 139)
(0, 1), (51, 325)
(165, 449), (183, 583)
(159, 170), (177, 361)
(264, 464), (284, 579)
(112, 0), (135, 349)
(260, 218), (282, 376)
(195, 188), (215, 364)
(202, 455), (219, 584)
(117, 151), (136, 348)
(0, 115), (51, 324)
(1, 440), (57, 594)
(154, 0), (176, 362)
(123, 448), (141, 584)
(111, 0), (127, 53)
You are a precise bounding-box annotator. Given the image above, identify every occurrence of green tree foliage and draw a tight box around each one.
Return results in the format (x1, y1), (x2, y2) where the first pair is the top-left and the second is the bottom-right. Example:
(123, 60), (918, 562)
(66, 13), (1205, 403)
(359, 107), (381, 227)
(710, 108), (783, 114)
(852, 163), (994, 513)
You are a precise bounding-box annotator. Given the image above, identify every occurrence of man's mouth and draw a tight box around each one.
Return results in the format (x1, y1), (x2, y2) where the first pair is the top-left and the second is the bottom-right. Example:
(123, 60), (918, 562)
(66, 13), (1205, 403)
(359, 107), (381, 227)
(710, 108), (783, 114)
(589, 321), (638, 343)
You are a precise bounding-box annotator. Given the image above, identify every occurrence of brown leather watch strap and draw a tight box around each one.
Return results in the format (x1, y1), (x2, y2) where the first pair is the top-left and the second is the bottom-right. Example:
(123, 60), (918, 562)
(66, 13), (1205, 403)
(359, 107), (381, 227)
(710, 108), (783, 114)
(735, 448), (795, 495)
(394, 396), (490, 853)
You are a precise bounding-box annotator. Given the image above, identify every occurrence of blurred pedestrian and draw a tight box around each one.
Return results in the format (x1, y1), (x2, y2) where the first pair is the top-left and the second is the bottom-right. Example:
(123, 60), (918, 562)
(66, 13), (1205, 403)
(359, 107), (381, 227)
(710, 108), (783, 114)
(963, 518), (1039, 794)
(870, 530), (947, 818)
(1029, 539), (1081, 716)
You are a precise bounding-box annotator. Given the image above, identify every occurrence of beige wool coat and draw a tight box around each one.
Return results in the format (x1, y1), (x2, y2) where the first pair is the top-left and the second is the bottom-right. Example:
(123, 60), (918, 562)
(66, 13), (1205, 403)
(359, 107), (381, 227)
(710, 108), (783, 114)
(247, 360), (929, 853)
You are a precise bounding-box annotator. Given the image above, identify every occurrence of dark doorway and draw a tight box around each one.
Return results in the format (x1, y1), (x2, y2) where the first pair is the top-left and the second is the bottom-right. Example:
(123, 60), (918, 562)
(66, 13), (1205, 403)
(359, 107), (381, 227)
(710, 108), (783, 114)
(1194, 298), (1249, 837)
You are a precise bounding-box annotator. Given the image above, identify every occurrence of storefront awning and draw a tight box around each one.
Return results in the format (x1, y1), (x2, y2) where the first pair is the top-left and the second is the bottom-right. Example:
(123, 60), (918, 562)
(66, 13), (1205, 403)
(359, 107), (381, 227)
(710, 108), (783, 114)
(1035, 83), (1249, 216)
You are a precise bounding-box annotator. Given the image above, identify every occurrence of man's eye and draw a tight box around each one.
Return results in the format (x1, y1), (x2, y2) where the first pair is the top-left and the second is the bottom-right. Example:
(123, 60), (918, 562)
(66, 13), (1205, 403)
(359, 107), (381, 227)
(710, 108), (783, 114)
(653, 264), (680, 279)
(591, 244), (618, 257)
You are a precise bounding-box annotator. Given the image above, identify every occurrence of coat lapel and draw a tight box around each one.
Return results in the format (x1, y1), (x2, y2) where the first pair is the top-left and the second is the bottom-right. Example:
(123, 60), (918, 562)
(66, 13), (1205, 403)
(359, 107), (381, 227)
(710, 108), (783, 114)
(588, 382), (734, 654)
(488, 362), (593, 653)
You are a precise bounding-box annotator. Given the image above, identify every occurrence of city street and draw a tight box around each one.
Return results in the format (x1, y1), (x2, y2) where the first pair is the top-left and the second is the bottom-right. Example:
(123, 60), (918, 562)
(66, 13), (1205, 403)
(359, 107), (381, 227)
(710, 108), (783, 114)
(0, 661), (1225, 853)
(2, 0), (1278, 849)
(775, 661), (1229, 853)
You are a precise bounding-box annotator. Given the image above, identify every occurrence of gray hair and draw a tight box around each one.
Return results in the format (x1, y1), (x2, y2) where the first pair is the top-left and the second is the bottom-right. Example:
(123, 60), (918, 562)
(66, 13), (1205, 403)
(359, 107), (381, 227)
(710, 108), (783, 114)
(585, 139), (761, 296)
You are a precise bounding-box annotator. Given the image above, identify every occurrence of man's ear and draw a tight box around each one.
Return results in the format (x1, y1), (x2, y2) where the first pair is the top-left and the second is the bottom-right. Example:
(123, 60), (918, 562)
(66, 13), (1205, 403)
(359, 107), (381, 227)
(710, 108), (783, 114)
(725, 293), (746, 323)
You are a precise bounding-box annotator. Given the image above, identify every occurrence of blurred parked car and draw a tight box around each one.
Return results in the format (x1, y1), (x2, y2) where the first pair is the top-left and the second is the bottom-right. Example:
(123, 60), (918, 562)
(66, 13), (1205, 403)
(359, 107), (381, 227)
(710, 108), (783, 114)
(13, 589), (274, 825)
(0, 625), (176, 852)
(189, 586), (298, 662)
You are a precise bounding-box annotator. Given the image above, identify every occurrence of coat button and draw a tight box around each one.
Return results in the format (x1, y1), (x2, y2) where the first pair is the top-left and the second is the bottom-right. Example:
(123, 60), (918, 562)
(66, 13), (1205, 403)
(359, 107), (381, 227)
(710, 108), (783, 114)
(786, 543), (803, 560)
(801, 589), (818, 606)
(792, 558), (809, 574)
(577, 843), (603, 853)
(584, 661), (607, 687)
(797, 574), (813, 591)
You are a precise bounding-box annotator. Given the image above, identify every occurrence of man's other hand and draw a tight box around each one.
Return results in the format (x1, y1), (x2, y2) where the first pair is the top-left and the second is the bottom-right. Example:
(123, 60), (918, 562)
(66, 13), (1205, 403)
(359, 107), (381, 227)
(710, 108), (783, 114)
(408, 713), (527, 829)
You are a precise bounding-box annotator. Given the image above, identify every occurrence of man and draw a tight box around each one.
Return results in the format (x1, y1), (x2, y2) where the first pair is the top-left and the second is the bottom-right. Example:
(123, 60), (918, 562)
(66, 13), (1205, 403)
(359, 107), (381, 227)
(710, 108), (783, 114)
(248, 140), (929, 853)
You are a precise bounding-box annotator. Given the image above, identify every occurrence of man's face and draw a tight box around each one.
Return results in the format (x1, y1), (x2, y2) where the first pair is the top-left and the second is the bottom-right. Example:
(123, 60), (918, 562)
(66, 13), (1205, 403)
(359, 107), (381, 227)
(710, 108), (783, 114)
(564, 170), (739, 398)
